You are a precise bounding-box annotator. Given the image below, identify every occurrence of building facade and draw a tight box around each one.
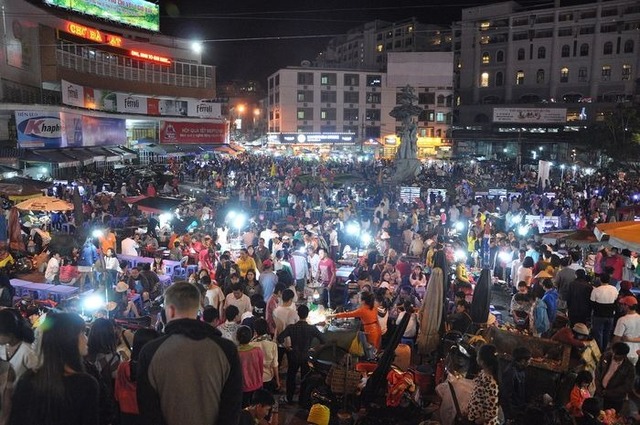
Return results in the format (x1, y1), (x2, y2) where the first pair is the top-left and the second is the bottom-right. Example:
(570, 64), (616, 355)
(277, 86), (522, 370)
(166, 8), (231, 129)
(267, 52), (454, 158)
(453, 0), (640, 159)
(316, 18), (451, 71)
(0, 0), (225, 175)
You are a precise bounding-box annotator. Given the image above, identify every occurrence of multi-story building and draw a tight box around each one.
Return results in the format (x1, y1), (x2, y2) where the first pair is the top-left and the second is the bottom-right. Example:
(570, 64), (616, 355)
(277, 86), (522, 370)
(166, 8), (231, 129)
(316, 18), (451, 71)
(453, 0), (640, 159)
(267, 52), (454, 158)
(0, 0), (225, 176)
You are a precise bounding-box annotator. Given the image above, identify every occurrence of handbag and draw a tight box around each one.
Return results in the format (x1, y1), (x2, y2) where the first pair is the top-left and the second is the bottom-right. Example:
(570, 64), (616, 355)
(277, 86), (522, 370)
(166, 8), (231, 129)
(349, 333), (365, 357)
(448, 381), (475, 425)
(330, 354), (360, 395)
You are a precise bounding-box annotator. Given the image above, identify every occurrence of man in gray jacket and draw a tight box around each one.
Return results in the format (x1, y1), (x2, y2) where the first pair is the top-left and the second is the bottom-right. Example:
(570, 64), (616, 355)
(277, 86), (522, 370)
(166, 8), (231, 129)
(137, 281), (242, 425)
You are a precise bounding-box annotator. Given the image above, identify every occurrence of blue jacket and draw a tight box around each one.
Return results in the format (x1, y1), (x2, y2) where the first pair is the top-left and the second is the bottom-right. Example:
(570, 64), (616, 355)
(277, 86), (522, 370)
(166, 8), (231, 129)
(79, 243), (99, 267)
(534, 299), (550, 335)
(542, 288), (559, 324)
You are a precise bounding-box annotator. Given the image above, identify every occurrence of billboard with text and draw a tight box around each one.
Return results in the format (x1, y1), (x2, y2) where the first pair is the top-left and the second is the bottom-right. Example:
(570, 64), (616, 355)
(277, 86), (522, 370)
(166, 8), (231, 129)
(160, 121), (227, 144)
(44, 0), (159, 32)
(493, 108), (567, 124)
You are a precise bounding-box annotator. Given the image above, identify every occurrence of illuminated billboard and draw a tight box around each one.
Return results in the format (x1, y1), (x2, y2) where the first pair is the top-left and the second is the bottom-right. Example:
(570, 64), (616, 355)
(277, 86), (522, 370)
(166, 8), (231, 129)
(44, 0), (159, 32)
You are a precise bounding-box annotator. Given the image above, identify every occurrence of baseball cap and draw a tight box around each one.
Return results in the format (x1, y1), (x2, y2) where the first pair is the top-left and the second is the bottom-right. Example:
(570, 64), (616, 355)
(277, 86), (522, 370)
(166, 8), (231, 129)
(262, 259), (273, 268)
(619, 296), (638, 306)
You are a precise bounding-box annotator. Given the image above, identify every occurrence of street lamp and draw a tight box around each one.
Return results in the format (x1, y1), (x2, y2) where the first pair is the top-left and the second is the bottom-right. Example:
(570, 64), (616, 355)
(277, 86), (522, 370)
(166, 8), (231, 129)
(191, 41), (203, 54)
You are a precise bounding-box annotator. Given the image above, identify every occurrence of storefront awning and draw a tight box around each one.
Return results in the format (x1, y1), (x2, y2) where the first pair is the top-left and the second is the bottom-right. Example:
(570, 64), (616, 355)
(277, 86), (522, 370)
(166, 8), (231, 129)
(33, 150), (79, 168)
(137, 144), (167, 155)
(20, 150), (49, 163)
(65, 149), (95, 165)
(92, 147), (120, 162)
(107, 146), (136, 160)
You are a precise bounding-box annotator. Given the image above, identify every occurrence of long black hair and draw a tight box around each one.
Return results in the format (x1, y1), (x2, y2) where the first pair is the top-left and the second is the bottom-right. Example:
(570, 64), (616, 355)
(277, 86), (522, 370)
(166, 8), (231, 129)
(361, 291), (375, 309)
(87, 318), (117, 358)
(477, 343), (500, 382)
(129, 328), (158, 382)
(0, 308), (35, 343)
(32, 312), (86, 406)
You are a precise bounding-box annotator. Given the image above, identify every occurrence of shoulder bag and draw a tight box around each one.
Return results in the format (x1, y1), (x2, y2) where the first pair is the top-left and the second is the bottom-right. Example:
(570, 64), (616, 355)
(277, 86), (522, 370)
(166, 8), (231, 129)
(448, 381), (474, 425)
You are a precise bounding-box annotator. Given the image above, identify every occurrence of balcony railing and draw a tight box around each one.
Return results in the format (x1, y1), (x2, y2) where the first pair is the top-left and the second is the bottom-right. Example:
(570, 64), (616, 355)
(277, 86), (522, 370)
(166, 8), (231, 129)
(56, 49), (213, 89)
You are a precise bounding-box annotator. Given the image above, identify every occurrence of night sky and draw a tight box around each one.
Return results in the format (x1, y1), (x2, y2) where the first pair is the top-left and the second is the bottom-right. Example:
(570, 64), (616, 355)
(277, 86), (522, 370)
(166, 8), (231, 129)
(159, 0), (598, 83)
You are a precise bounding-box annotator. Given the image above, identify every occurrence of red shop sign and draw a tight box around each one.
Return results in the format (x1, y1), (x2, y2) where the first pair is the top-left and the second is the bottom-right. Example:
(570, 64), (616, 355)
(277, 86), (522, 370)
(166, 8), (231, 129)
(160, 121), (227, 144)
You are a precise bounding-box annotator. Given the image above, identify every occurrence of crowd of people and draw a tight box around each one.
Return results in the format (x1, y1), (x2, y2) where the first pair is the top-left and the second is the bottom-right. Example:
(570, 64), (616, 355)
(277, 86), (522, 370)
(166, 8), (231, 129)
(0, 152), (639, 425)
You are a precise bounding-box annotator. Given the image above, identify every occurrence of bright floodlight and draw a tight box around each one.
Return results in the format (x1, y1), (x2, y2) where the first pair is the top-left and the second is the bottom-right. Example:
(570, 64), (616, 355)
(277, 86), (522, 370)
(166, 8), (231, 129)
(83, 295), (104, 311)
(511, 214), (522, 225)
(455, 221), (464, 231)
(226, 211), (237, 220)
(361, 233), (372, 246)
(518, 225), (529, 236)
(346, 222), (360, 236)
(233, 214), (246, 229)
(454, 250), (467, 262)
(498, 251), (512, 263)
(92, 229), (103, 238)
(191, 41), (203, 54)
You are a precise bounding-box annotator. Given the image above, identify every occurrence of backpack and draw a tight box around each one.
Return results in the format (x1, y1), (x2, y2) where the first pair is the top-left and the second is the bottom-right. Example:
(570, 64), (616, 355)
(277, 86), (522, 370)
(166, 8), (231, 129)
(85, 353), (120, 425)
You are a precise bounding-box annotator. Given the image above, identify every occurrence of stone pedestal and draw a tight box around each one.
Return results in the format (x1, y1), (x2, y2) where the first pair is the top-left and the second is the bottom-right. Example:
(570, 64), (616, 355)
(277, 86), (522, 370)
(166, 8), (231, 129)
(392, 158), (421, 183)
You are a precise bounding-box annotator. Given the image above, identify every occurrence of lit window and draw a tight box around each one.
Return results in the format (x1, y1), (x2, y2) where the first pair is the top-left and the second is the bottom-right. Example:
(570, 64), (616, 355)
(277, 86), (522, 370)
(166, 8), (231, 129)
(480, 36), (490, 44)
(622, 64), (632, 80)
(560, 67), (569, 83)
(482, 52), (490, 64)
(480, 21), (490, 29)
(376, 44), (383, 52)
(408, 26), (413, 32)
(436, 112), (445, 122)
(602, 65), (611, 81)
(480, 72), (489, 87)
(516, 70), (525, 85)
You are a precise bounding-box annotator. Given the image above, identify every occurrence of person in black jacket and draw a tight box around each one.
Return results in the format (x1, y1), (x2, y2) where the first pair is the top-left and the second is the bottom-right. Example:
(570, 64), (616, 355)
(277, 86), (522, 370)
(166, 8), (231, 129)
(564, 269), (593, 326)
(595, 342), (635, 411)
(136, 281), (242, 425)
(277, 305), (325, 405)
(500, 347), (532, 424)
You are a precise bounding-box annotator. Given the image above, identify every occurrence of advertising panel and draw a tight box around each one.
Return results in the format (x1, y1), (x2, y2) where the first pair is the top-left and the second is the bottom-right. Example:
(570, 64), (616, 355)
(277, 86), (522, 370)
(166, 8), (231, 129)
(44, 0), (160, 32)
(158, 100), (188, 117)
(81, 116), (126, 146)
(187, 100), (222, 119)
(278, 133), (355, 144)
(60, 112), (84, 147)
(160, 121), (227, 144)
(15, 111), (64, 148)
(61, 80), (85, 108)
(116, 93), (148, 114)
(493, 108), (567, 123)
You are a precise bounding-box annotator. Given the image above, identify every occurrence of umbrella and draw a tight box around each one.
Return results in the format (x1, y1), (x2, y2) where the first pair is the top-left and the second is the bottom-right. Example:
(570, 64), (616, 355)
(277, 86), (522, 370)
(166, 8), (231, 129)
(0, 177), (51, 201)
(540, 230), (600, 248)
(417, 267), (445, 356)
(15, 196), (74, 212)
(470, 269), (492, 325)
(73, 186), (84, 227)
(8, 207), (24, 251)
(595, 221), (640, 252)
(0, 177), (51, 190)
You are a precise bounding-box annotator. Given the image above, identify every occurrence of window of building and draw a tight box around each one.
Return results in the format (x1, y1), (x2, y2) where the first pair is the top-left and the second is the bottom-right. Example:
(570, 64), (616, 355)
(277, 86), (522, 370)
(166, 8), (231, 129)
(537, 69), (545, 84)
(343, 108), (359, 121)
(366, 75), (382, 87)
(480, 72), (489, 87)
(558, 12), (573, 21)
(624, 40), (634, 53)
(495, 71), (504, 86)
(600, 24), (617, 33)
(366, 92), (381, 103)
(437, 95), (445, 105)
(297, 108), (313, 120)
(622, 64), (632, 80)
(376, 44), (383, 52)
(436, 112), (445, 123)
(320, 91), (337, 103)
(558, 27), (572, 37)
(482, 52), (490, 64)
(297, 90), (313, 102)
(537, 46), (546, 59)
(297, 72), (313, 85)
(602, 65), (611, 81)
(344, 125), (358, 134)
(579, 26), (595, 35)
(320, 73), (337, 85)
(365, 109), (380, 121)
(320, 125), (336, 133)
(601, 7), (618, 17)
(344, 91), (359, 103)
(578, 67), (588, 82)
(320, 108), (336, 120)
(517, 48), (525, 60)
(516, 70), (525, 85)
(603, 41), (613, 55)
(418, 92), (435, 104)
(496, 50), (504, 62)
(560, 67), (569, 82)
(580, 43), (589, 56)
(580, 10), (596, 19)
(561, 45), (570, 57)
(344, 74), (359, 86)
(394, 40), (402, 48)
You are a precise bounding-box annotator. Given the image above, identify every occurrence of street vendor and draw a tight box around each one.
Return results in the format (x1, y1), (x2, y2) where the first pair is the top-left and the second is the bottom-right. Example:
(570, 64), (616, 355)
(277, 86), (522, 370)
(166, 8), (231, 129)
(329, 292), (381, 350)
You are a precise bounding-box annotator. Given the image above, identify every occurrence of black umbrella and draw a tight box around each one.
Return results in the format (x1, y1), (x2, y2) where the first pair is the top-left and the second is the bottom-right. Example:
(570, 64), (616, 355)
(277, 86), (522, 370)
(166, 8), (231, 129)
(73, 186), (84, 227)
(470, 269), (492, 325)
(132, 196), (186, 214)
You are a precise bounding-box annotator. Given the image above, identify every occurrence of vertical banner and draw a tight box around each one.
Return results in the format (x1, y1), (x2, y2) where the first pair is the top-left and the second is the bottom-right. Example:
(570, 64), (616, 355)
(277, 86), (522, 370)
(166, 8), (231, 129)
(60, 112), (83, 147)
(61, 80), (85, 108)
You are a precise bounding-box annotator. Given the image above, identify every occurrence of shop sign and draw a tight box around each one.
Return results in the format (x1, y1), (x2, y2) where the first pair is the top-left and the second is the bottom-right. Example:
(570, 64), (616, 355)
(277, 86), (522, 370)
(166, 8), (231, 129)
(64, 21), (123, 47)
(61, 80), (85, 108)
(278, 133), (355, 144)
(493, 108), (567, 123)
(160, 121), (227, 144)
(15, 111), (63, 148)
(187, 101), (221, 119)
(116, 93), (148, 114)
(130, 50), (171, 65)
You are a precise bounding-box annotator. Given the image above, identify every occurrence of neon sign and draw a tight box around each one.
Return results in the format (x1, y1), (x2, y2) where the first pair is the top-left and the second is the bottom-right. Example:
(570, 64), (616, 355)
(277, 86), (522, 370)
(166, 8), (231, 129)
(66, 22), (123, 47)
(130, 50), (171, 66)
